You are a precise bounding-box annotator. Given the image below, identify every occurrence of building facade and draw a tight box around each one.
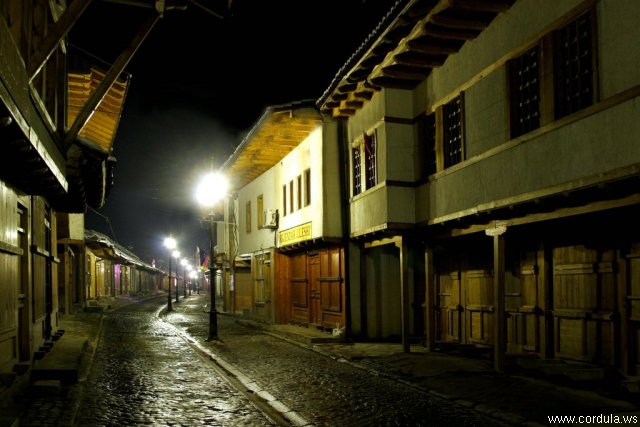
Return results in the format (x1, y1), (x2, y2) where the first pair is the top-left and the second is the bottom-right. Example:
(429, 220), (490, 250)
(221, 101), (347, 331)
(0, 1), (135, 382)
(318, 0), (640, 376)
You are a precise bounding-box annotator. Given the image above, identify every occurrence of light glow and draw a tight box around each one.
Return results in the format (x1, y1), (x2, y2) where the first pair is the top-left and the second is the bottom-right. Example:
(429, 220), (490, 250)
(195, 171), (228, 208)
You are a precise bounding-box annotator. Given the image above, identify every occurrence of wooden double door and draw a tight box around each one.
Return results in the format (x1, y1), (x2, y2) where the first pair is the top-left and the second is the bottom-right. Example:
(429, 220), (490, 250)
(290, 247), (345, 330)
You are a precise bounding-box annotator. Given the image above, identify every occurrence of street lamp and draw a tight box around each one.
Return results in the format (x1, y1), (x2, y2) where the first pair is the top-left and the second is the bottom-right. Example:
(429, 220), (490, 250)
(163, 236), (176, 312)
(172, 249), (181, 303)
(189, 268), (196, 295)
(181, 258), (188, 298)
(195, 171), (228, 341)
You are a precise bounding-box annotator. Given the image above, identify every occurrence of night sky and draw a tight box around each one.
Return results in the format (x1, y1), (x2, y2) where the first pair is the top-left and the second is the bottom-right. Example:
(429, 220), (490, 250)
(74, 0), (395, 267)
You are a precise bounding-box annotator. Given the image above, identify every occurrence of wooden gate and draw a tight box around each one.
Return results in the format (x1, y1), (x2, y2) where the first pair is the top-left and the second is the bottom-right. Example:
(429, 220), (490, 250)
(466, 269), (494, 345)
(437, 270), (462, 342)
(506, 247), (541, 353)
(553, 244), (616, 364)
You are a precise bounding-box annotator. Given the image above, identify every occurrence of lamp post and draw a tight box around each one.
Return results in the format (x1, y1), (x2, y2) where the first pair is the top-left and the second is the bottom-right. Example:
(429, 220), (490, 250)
(195, 171), (228, 341)
(163, 237), (176, 312)
(189, 269), (196, 295)
(181, 259), (188, 298)
(172, 250), (181, 303)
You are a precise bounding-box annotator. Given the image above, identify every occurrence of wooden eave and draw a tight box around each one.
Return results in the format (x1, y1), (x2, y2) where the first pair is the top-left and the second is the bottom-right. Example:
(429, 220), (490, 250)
(222, 101), (322, 190)
(67, 67), (130, 155)
(318, 0), (515, 118)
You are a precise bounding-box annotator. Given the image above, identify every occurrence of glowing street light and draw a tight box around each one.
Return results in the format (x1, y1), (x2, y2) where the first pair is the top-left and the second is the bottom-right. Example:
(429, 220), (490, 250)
(195, 171), (228, 341)
(163, 236), (176, 312)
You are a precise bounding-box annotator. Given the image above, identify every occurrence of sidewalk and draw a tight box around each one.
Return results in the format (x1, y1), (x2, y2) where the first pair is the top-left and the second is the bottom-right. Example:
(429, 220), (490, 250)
(3, 292), (640, 427)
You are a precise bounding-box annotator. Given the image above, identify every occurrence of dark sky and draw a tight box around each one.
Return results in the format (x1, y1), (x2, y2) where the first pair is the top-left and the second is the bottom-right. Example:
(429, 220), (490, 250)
(74, 0), (395, 267)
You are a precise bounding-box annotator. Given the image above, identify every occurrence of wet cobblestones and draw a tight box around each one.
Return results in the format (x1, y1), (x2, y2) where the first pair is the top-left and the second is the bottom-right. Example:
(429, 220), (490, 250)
(11, 295), (515, 426)
(167, 299), (513, 427)
(73, 299), (274, 427)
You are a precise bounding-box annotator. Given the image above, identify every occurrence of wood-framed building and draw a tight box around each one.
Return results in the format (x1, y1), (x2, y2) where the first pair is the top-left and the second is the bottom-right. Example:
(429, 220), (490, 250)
(318, 0), (640, 378)
(220, 100), (347, 332)
(0, 0), (152, 390)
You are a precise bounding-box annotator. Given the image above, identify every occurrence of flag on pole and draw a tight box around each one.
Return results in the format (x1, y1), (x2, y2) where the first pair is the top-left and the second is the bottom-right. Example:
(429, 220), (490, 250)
(196, 246), (208, 271)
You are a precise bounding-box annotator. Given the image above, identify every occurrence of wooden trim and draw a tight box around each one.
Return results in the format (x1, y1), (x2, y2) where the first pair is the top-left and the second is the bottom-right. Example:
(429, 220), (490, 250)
(31, 245), (50, 257)
(0, 241), (23, 256)
(383, 115), (414, 125)
(385, 179), (421, 188)
(442, 193), (640, 238)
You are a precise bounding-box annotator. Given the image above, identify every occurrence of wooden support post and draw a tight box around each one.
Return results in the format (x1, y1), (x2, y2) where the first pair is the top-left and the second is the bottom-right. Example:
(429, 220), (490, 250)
(425, 246), (436, 351)
(399, 237), (411, 353)
(486, 225), (506, 373)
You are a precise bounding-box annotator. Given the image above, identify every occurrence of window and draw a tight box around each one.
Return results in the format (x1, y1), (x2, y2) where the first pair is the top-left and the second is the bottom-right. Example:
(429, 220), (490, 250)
(304, 168), (311, 207)
(442, 96), (464, 168)
(282, 185), (287, 216)
(289, 180), (294, 214)
(506, 10), (596, 138)
(554, 11), (594, 119)
(257, 194), (264, 229)
(245, 201), (251, 233)
(364, 131), (377, 189)
(296, 175), (302, 210)
(509, 45), (541, 138)
(352, 147), (361, 196)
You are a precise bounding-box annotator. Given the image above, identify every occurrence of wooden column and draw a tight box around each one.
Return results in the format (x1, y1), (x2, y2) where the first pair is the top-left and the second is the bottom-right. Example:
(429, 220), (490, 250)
(486, 225), (507, 373)
(399, 237), (411, 353)
(425, 246), (436, 351)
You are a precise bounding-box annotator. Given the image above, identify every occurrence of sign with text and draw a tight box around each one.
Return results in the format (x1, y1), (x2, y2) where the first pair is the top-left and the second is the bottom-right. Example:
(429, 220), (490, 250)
(278, 222), (312, 246)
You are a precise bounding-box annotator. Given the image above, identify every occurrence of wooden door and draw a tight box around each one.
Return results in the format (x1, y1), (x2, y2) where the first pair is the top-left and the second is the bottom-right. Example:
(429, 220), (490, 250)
(437, 270), (462, 342)
(291, 253), (308, 325)
(308, 255), (321, 326)
(466, 269), (494, 345)
(318, 248), (345, 330)
(506, 247), (541, 353)
(553, 244), (616, 364)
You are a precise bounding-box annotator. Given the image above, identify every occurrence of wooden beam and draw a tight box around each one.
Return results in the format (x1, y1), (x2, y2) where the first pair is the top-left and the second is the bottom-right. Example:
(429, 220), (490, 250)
(422, 23), (480, 40)
(29, 0), (94, 81)
(450, 0), (512, 13)
(394, 52), (446, 68)
(407, 38), (462, 54)
(430, 14), (490, 31)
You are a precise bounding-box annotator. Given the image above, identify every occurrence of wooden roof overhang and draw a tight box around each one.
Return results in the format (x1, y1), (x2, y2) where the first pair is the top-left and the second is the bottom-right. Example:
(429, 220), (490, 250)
(68, 67), (129, 155)
(85, 229), (147, 267)
(65, 66), (129, 210)
(222, 100), (322, 190)
(318, 0), (516, 118)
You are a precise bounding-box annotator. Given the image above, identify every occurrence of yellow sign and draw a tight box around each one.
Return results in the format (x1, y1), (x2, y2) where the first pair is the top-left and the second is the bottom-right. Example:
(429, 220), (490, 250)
(278, 222), (312, 246)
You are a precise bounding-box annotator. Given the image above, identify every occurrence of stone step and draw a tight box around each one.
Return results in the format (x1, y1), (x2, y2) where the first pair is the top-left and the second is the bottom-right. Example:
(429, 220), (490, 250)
(30, 337), (88, 386)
